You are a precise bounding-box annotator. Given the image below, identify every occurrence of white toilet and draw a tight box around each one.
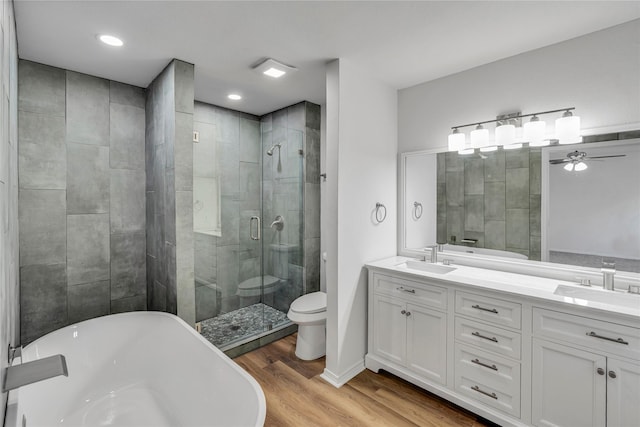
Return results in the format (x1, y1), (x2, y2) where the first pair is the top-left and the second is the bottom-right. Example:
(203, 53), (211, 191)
(287, 291), (327, 360)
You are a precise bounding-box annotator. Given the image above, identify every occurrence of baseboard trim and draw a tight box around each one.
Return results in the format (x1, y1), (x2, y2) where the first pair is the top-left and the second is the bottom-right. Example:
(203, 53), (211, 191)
(320, 359), (365, 388)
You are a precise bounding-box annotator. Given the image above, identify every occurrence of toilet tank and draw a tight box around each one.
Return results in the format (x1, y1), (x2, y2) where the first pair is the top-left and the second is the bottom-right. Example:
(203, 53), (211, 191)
(270, 243), (298, 280)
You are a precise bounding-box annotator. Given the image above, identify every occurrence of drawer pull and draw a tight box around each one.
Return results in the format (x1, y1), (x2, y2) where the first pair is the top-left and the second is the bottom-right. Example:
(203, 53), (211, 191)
(397, 287), (416, 294)
(586, 331), (629, 345)
(471, 358), (498, 371)
(471, 304), (498, 314)
(471, 385), (498, 400)
(472, 331), (498, 343)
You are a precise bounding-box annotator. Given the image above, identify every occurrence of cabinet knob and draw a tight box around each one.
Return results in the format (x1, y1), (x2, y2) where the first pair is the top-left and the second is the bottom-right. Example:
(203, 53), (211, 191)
(401, 310), (406, 315)
(608, 371), (617, 379)
(406, 311), (411, 316)
(597, 368), (605, 375)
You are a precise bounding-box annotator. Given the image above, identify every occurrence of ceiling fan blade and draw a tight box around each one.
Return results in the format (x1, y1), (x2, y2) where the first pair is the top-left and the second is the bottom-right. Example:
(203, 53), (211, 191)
(549, 159), (570, 164)
(584, 154), (626, 160)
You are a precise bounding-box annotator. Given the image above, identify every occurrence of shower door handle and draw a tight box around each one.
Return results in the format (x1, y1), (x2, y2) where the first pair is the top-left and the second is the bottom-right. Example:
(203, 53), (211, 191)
(250, 216), (261, 241)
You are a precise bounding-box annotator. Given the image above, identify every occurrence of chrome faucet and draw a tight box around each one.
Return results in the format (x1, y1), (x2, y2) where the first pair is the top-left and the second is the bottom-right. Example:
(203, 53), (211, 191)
(426, 244), (441, 263)
(601, 261), (616, 291)
(270, 215), (284, 231)
(2, 347), (68, 392)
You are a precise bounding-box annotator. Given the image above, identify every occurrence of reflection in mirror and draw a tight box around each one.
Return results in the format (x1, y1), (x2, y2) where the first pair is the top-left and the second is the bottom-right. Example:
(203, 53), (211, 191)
(546, 140), (640, 272)
(402, 136), (640, 274)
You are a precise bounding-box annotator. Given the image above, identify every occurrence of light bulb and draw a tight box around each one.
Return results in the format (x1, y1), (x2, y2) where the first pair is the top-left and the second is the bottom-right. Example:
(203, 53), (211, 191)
(564, 162), (575, 172)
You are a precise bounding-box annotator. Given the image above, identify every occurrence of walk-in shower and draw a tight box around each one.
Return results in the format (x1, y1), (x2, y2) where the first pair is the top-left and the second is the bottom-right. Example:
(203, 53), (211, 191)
(192, 102), (318, 352)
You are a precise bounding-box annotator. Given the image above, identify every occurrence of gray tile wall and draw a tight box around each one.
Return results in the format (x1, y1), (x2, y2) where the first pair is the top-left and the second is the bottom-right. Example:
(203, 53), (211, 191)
(18, 60), (147, 344)
(145, 60), (195, 326)
(1, 1), (19, 420)
(437, 147), (542, 260)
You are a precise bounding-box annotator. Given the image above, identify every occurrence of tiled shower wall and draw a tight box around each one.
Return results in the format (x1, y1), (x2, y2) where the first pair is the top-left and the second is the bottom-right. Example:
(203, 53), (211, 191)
(145, 60), (195, 326)
(18, 60), (147, 343)
(437, 148), (541, 260)
(0, 0), (19, 421)
(262, 102), (321, 296)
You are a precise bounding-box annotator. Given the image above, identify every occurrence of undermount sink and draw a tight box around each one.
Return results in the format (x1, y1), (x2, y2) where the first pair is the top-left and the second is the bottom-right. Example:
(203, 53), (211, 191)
(400, 260), (457, 274)
(554, 285), (640, 310)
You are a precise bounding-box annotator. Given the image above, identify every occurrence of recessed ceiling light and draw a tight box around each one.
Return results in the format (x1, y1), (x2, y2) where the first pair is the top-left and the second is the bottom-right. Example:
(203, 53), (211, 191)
(252, 58), (297, 79)
(98, 34), (124, 47)
(228, 94), (242, 101)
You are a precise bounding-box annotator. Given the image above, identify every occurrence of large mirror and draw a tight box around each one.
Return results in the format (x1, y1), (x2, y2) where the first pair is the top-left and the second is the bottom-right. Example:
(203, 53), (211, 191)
(400, 136), (640, 274)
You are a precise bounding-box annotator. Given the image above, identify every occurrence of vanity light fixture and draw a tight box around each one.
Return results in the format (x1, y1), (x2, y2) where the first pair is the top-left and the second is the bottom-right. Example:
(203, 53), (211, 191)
(447, 107), (581, 153)
(97, 34), (123, 47)
(252, 58), (297, 79)
(228, 94), (242, 100)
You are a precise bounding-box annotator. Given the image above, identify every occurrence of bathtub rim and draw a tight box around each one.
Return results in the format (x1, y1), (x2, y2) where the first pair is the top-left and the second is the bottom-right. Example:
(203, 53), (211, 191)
(6, 311), (267, 427)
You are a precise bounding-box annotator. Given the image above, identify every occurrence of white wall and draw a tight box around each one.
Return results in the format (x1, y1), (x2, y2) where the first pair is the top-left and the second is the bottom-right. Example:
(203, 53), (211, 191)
(398, 19), (640, 153)
(404, 153), (437, 250)
(0, 0), (20, 421)
(323, 59), (397, 386)
(548, 141), (640, 259)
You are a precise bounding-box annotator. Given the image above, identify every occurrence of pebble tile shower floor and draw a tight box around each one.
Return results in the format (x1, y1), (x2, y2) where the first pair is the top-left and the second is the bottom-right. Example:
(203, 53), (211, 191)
(200, 303), (289, 348)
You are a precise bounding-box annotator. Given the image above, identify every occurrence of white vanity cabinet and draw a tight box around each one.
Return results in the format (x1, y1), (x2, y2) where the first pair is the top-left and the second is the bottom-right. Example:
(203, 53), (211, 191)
(369, 273), (448, 385)
(365, 259), (640, 427)
(531, 308), (640, 427)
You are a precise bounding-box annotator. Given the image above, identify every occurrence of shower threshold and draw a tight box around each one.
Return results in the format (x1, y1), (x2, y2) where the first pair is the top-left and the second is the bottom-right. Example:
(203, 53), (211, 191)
(199, 303), (290, 351)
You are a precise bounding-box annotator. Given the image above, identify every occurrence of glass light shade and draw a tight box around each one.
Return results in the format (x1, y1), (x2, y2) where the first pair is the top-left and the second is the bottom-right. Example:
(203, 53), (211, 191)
(556, 114), (581, 144)
(524, 119), (547, 146)
(448, 131), (466, 152)
(563, 162), (575, 171)
(470, 127), (489, 148)
(495, 124), (515, 146)
(458, 144), (475, 155)
(574, 161), (588, 171)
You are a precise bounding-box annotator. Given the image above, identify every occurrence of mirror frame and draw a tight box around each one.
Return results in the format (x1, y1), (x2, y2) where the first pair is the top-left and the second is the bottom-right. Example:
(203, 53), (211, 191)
(398, 126), (640, 285)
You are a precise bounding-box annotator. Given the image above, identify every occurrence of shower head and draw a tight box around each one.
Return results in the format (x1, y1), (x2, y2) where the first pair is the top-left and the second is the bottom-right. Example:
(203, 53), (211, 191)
(266, 143), (281, 156)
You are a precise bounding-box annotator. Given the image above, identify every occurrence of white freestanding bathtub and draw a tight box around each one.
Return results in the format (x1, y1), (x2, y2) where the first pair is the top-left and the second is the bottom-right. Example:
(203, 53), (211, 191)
(5, 312), (266, 427)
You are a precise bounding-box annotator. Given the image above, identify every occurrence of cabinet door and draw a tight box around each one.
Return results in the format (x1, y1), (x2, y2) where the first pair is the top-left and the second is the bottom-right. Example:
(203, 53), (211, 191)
(532, 339), (606, 427)
(607, 358), (640, 427)
(372, 294), (406, 365)
(406, 304), (447, 385)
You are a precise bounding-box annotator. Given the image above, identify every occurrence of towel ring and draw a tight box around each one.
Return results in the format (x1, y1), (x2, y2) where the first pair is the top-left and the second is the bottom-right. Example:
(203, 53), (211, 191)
(375, 203), (387, 223)
(413, 201), (423, 219)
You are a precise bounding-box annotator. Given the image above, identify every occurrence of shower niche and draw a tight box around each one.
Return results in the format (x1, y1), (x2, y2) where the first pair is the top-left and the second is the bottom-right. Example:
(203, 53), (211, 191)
(193, 101), (320, 351)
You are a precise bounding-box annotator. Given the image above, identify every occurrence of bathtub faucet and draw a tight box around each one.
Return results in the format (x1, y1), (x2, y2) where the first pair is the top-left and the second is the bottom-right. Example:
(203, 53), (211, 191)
(2, 346), (68, 392)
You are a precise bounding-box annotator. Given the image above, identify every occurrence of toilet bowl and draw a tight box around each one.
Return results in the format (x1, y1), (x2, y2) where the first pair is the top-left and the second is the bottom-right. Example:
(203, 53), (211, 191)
(287, 291), (327, 360)
(236, 243), (297, 305)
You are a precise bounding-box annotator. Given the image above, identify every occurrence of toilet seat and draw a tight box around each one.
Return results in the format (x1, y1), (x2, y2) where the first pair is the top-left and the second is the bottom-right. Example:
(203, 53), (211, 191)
(290, 291), (326, 314)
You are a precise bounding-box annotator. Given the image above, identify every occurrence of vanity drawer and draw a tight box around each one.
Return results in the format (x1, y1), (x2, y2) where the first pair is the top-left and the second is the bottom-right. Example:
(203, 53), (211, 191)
(455, 291), (521, 329)
(455, 317), (521, 359)
(372, 273), (447, 310)
(533, 308), (640, 360)
(454, 342), (521, 418)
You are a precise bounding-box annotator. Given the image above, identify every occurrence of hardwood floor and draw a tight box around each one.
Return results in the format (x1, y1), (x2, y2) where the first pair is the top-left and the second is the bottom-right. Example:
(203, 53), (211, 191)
(234, 334), (496, 427)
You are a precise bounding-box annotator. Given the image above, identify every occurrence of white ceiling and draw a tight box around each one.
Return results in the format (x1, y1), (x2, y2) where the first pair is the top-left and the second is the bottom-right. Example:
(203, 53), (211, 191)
(14, 1), (640, 116)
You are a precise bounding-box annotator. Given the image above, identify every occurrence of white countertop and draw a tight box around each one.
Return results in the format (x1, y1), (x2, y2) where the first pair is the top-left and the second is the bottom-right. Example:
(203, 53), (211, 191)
(366, 256), (640, 320)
